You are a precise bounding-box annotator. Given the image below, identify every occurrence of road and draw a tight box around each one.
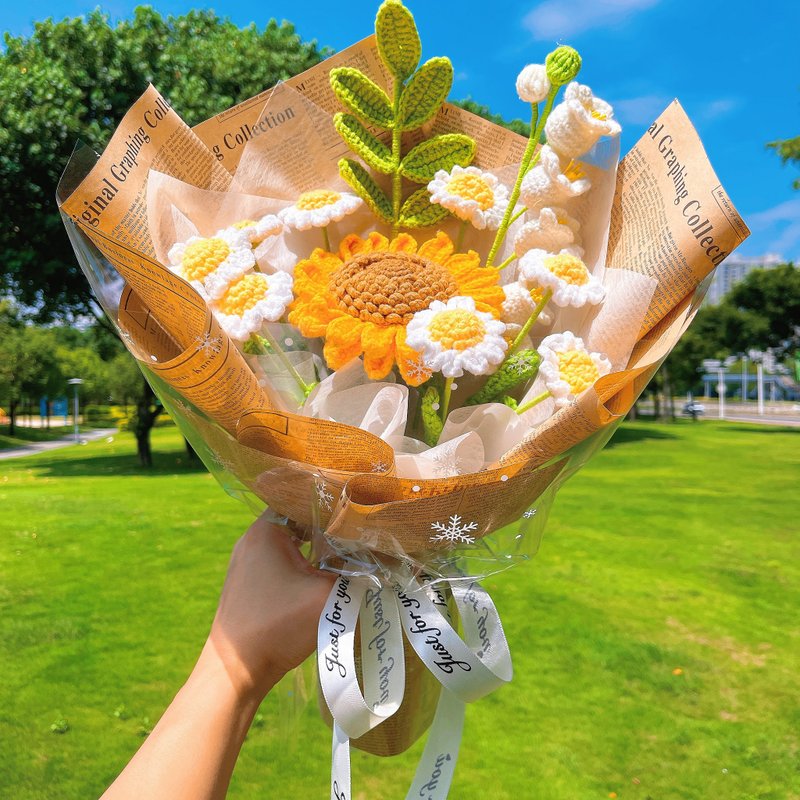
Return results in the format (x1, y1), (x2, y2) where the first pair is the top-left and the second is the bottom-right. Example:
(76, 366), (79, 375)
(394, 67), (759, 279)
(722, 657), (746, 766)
(0, 428), (118, 461)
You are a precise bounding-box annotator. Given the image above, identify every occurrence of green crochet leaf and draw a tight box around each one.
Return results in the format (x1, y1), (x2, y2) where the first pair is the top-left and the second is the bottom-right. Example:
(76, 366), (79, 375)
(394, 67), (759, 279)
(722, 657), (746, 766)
(375, 0), (421, 81)
(338, 158), (392, 223)
(400, 133), (476, 183)
(333, 113), (394, 174)
(421, 386), (443, 447)
(465, 350), (542, 405)
(398, 188), (450, 229)
(397, 57), (453, 131)
(330, 67), (394, 128)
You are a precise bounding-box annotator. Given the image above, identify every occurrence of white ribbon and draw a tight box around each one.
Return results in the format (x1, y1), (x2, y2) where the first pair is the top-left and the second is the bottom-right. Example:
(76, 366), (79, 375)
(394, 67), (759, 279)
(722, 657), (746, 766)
(317, 567), (512, 800)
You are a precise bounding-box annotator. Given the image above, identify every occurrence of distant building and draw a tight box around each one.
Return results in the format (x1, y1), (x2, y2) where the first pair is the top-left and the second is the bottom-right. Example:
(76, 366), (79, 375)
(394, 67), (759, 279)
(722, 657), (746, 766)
(705, 253), (784, 305)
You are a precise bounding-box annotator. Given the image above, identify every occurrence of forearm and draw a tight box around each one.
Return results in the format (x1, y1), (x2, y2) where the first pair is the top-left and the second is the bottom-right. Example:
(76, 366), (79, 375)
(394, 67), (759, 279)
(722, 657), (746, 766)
(101, 639), (270, 800)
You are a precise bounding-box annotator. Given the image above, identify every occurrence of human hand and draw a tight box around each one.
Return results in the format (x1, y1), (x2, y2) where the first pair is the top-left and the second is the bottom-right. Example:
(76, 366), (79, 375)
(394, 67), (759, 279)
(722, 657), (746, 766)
(204, 515), (335, 702)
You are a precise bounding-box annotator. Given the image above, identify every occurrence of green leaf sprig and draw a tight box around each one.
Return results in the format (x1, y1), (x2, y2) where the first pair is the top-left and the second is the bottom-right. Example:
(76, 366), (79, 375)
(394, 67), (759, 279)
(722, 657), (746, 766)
(330, 0), (476, 236)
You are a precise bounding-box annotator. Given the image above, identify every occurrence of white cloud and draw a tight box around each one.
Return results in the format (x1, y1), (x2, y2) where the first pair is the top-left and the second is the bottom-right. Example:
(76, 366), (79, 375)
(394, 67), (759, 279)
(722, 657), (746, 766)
(748, 197), (800, 257)
(612, 94), (671, 126)
(698, 98), (739, 123)
(523, 0), (660, 40)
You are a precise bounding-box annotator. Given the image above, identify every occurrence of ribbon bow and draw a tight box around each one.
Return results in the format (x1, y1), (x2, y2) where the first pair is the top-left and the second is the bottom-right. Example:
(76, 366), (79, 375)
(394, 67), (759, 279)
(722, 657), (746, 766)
(317, 563), (512, 800)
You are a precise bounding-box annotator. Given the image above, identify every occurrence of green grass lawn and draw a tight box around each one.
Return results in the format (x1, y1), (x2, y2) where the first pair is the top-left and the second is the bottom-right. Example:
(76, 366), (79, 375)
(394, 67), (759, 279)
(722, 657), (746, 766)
(1, 422), (798, 799)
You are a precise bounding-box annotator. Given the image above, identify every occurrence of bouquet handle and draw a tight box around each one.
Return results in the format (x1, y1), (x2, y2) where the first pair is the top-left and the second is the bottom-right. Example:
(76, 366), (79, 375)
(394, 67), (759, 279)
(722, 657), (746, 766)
(318, 566), (513, 799)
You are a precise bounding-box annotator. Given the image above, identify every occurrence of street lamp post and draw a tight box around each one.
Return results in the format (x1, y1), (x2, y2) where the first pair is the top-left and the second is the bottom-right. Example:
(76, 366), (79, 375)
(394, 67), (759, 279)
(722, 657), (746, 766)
(741, 354), (748, 404)
(702, 359), (726, 420)
(67, 378), (83, 444)
(749, 350), (765, 416)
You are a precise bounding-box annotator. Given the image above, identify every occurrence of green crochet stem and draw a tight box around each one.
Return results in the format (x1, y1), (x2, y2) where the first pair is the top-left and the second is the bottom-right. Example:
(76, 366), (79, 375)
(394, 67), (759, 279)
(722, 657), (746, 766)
(456, 220), (467, 251)
(516, 389), (550, 415)
(322, 226), (331, 252)
(391, 80), (404, 238)
(509, 287), (553, 355)
(486, 86), (559, 267)
(441, 376), (454, 421)
(254, 330), (315, 399)
(497, 253), (517, 271)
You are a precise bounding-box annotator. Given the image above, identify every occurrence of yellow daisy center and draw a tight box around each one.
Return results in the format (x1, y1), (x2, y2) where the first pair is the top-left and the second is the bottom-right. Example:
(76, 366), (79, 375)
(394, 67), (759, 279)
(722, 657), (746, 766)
(181, 238), (230, 282)
(428, 309), (486, 351)
(590, 108), (608, 121)
(232, 219), (256, 230)
(296, 189), (342, 210)
(544, 253), (589, 285)
(446, 174), (495, 210)
(217, 273), (268, 316)
(563, 160), (585, 181)
(330, 252), (457, 326)
(557, 349), (600, 395)
(529, 287), (545, 304)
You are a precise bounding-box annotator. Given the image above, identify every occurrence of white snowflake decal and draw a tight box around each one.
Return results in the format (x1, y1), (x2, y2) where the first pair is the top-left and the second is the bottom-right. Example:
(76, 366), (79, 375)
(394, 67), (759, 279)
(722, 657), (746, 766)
(210, 451), (237, 473)
(510, 357), (531, 375)
(432, 445), (464, 477)
(430, 515), (478, 545)
(195, 332), (223, 356)
(173, 399), (195, 416)
(316, 479), (335, 512)
(372, 461), (389, 473)
(406, 357), (433, 383)
(523, 509), (537, 519)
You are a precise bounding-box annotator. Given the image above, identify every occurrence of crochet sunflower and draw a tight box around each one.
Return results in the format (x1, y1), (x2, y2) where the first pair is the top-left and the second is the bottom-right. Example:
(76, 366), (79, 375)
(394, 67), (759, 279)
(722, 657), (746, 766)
(288, 231), (504, 385)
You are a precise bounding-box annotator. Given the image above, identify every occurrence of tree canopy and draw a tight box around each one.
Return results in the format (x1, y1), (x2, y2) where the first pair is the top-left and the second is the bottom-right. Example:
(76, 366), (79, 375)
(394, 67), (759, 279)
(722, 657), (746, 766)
(0, 8), (327, 320)
(663, 263), (799, 393)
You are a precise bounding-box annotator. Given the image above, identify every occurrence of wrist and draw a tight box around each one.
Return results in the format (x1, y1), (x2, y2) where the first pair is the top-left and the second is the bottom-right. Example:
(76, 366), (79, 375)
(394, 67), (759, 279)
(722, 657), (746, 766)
(193, 638), (276, 712)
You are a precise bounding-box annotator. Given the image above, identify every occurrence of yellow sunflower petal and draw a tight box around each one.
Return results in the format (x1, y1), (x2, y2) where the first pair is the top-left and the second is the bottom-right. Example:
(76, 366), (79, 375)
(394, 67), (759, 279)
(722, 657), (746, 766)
(361, 323), (399, 380)
(288, 294), (343, 338)
(338, 234), (367, 261)
(389, 233), (418, 254)
(442, 251), (483, 279)
(395, 327), (431, 387)
(323, 315), (365, 371)
(418, 231), (455, 265)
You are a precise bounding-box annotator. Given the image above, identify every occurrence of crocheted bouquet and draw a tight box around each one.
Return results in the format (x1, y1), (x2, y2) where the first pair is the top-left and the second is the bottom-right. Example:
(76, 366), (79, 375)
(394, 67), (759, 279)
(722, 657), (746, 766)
(57, 1), (748, 796)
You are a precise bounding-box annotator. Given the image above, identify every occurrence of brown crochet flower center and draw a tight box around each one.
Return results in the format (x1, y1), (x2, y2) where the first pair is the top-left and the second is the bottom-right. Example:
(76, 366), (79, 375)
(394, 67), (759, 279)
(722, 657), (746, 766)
(330, 252), (458, 326)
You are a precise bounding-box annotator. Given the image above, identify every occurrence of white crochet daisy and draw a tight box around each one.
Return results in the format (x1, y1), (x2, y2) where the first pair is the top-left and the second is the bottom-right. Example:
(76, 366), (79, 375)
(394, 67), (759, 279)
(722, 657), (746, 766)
(502, 282), (553, 336)
(167, 228), (255, 300)
(520, 145), (592, 209)
(227, 214), (283, 245)
(517, 248), (604, 308)
(514, 207), (582, 255)
(209, 271), (294, 342)
(427, 165), (510, 230)
(538, 331), (611, 409)
(405, 296), (508, 378)
(279, 189), (362, 231)
(544, 82), (621, 159)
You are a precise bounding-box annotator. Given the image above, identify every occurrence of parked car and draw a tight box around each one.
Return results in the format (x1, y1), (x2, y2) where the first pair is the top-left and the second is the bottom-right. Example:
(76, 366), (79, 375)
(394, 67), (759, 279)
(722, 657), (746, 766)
(682, 401), (705, 417)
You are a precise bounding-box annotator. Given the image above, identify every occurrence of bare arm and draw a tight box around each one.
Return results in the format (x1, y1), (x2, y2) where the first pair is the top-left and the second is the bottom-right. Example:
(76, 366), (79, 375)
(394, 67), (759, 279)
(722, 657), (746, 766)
(101, 517), (334, 800)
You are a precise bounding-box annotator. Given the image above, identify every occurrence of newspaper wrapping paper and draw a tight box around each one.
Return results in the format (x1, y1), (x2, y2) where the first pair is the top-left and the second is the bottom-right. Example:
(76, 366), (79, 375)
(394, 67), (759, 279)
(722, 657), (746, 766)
(57, 33), (749, 794)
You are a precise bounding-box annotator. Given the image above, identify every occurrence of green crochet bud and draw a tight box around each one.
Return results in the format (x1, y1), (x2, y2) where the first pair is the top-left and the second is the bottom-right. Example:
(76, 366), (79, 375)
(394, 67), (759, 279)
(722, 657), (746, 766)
(501, 396), (518, 410)
(464, 349), (541, 406)
(242, 335), (273, 355)
(421, 386), (443, 447)
(545, 46), (581, 86)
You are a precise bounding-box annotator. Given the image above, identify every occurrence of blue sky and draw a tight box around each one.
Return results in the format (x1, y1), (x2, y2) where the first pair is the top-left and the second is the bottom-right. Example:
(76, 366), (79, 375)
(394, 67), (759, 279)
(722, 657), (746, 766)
(5, 0), (799, 261)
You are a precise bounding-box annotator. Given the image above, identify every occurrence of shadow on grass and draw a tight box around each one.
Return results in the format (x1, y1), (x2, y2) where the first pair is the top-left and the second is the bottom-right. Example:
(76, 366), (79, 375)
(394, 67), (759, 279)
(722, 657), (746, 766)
(605, 424), (679, 449)
(18, 451), (209, 478)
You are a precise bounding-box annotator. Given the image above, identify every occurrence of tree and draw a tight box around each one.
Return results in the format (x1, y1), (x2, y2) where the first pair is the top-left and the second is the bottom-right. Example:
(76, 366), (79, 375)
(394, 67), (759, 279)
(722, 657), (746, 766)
(452, 98), (531, 138)
(0, 8), (328, 321)
(767, 135), (800, 189)
(661, 263), (799, 396)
